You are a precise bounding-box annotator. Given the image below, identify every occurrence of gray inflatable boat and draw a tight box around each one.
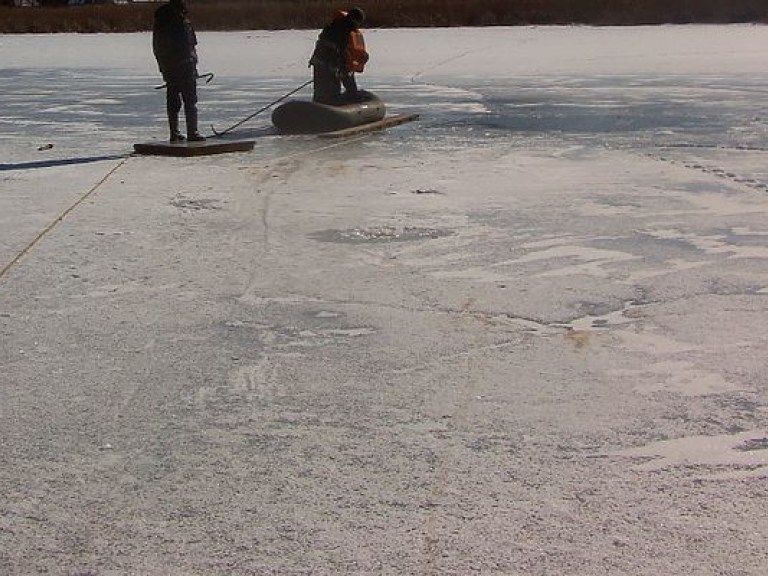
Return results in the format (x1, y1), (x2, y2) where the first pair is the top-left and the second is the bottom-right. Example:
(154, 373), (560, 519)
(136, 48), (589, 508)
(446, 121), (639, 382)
(272, 91), (386, 135)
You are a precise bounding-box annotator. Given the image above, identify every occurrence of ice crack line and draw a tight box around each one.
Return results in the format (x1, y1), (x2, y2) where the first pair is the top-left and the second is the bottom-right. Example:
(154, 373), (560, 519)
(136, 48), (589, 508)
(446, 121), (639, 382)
(0, 157), (129, 284)
(409, 47), (486, 83)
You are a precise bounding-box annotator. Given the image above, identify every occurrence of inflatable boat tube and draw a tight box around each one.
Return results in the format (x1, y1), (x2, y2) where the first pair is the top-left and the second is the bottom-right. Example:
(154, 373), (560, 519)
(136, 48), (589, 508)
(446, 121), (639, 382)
(272, 91), (386, 135)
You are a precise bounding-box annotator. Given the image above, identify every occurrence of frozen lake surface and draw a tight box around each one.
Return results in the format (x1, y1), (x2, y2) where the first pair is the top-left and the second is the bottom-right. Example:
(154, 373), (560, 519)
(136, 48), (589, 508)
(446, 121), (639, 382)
(2, 26), (768, 575)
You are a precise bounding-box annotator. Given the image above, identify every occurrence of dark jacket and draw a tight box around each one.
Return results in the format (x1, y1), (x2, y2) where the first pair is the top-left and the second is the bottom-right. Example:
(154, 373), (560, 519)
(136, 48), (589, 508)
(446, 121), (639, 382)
(310, 14), (358, 73)
(152, 1), (198, 77)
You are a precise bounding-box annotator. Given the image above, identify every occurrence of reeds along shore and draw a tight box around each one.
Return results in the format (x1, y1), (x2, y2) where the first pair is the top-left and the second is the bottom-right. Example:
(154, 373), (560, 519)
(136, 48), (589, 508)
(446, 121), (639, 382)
(1, 0), (768, 33)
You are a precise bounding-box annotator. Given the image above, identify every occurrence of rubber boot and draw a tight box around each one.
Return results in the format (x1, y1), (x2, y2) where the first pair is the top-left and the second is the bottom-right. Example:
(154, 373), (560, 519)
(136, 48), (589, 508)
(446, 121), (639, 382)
(169, 113), (185, 142)
(186, 109), (205, 142)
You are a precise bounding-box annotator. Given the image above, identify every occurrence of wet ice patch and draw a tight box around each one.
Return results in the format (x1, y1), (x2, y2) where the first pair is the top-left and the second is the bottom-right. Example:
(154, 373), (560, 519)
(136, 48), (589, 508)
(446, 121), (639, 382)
(644, 227), (768, 260)
(502, 243), (640, 278)
(735, 437), (768, 452)
(562, 299), (642, 331)
(238, 292), (322, 306)
(631, 360), (742, 397)
(83, 98), (123, 105)
(411, 188), (443, 195)
(170, 196), (223, 211)
(311, 225), (453, 244)
(321, 327), (376, 337)
(617, 430), (768, 477)
(314, 311), (340, 318)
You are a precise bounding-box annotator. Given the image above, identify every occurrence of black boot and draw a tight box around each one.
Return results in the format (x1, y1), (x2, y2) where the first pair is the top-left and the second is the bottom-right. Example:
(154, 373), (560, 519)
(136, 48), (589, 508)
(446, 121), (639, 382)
(186, 109), (205, 142)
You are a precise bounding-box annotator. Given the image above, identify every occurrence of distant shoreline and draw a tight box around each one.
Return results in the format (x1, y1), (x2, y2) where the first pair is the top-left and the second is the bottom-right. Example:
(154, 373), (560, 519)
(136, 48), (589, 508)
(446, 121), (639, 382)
(1, 0), (767, 34)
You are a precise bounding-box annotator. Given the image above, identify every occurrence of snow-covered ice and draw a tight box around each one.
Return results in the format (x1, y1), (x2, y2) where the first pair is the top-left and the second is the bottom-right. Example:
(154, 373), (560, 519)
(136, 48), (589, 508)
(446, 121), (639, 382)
(2, 25), (768, 575)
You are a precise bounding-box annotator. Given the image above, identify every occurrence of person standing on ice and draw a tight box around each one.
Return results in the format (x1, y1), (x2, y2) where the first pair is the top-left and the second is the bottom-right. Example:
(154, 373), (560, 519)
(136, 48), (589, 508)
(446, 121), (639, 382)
(152, 0), (205, 142)
(309, 7), (369, 105)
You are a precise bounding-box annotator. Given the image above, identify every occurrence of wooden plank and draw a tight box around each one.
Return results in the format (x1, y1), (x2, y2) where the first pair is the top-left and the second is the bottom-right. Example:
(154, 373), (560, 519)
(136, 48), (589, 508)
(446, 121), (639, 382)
(133, 139), (255, 157)
(318, 114), (420, 139)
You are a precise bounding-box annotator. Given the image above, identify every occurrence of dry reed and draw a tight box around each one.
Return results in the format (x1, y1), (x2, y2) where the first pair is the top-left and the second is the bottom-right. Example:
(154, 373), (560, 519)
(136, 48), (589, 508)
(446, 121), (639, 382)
(1, 0), (767, 34)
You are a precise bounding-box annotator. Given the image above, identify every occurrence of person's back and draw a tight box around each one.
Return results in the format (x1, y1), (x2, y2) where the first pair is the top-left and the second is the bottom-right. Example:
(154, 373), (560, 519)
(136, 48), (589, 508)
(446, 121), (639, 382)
(152, 0), (197, 78)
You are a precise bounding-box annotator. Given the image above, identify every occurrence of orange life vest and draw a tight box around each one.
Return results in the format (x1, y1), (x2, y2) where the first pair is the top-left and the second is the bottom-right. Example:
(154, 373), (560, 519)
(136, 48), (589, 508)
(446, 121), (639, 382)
(346, 29), (368, 73)
(332, 10), (368, 74)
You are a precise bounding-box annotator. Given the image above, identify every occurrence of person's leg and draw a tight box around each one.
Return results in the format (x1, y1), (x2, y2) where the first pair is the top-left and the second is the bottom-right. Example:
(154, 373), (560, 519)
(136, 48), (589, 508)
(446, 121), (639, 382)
(179, 68), (204, 141)
(166, 83), (184, 141)
(341, 72), (359, 100)
(313, 65), (341, 105)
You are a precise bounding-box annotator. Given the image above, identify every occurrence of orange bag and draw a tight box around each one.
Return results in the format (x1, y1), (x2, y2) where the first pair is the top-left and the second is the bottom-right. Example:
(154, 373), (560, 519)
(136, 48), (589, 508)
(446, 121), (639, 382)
(346, 30), (369, 73)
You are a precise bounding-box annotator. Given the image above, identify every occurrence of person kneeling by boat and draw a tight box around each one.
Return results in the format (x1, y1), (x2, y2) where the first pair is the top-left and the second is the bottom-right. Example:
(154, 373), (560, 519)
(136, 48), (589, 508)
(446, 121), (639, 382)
(309, 7), (369, 105)
(152, 0), (205, 142)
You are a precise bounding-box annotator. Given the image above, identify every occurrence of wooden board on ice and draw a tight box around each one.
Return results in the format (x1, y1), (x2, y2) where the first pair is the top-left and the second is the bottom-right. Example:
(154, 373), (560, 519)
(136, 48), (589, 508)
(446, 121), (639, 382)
(133, 139), (254, 157)
(318, 114), (420, 139)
